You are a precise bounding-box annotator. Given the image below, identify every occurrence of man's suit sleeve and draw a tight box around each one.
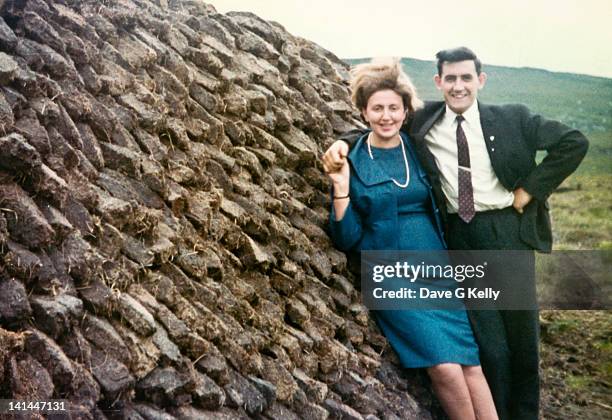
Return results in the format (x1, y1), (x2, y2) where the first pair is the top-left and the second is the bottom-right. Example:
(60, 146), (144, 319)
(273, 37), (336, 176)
(519, 106), (589, 201)
(339, 129), (368, 149)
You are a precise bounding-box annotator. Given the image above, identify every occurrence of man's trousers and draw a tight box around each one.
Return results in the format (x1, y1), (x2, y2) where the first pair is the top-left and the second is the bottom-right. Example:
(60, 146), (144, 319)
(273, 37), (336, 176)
(448, 207), (540, 420)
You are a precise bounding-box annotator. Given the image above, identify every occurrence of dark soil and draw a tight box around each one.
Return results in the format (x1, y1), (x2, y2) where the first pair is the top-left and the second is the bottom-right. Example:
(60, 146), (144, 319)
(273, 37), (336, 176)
(540, 310), (612, 419)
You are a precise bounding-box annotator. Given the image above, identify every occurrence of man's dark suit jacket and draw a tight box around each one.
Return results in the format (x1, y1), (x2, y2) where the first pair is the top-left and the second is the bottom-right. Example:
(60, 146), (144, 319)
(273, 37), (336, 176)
(340, 101), (589, 252)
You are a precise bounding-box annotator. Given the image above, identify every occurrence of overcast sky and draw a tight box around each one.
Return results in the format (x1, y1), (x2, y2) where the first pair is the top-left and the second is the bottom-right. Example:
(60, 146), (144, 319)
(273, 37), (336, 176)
(211, 0), (612, 79)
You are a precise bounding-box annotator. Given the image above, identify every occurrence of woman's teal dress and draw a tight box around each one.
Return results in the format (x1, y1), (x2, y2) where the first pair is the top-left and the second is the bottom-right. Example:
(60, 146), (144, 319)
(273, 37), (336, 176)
(330, 132), (480, 368)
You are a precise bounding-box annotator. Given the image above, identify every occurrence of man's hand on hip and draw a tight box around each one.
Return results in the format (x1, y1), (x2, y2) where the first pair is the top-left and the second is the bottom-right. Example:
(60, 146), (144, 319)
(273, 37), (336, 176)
(513, 188), (533, 214)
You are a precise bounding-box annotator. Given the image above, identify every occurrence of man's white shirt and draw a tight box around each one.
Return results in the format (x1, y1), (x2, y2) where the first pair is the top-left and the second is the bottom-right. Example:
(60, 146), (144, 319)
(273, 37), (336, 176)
(424, 102), (514, 213)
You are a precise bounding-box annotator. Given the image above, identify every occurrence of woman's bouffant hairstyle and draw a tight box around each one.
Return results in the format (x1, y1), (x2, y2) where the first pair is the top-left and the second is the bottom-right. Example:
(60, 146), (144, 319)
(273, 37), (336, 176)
(350, 57), (423, 116)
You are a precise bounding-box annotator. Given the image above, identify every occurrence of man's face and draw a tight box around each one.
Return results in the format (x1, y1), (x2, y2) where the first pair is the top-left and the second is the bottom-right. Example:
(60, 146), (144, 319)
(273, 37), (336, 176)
(434, 60), (487, 114)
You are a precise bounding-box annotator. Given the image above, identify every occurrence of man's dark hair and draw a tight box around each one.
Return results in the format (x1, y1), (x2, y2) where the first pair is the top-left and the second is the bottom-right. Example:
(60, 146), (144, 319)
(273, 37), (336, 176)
(435, 47), (482, 75)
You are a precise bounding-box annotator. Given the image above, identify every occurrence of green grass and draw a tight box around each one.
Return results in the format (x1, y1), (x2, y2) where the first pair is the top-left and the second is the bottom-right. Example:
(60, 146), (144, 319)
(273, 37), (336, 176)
(575, 130), (612, 176)
(594, 341), (612, 379)
(549, 174), (611, 250)
(544, 318), (580, 334)
(565, 374), (591, 390)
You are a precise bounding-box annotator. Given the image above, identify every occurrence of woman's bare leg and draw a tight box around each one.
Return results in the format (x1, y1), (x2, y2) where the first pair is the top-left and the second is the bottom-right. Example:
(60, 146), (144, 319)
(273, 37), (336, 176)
(463, 365), (499, 420)
(427, 363), (476, 420)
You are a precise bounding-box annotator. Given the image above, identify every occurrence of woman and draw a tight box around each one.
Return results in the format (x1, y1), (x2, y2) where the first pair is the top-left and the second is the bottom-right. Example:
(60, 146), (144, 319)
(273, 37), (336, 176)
(324, 58), (498, 420)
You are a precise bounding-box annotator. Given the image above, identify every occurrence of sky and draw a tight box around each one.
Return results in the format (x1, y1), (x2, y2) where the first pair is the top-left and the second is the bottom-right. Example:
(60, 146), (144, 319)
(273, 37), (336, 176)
(211, 0), (612, 79)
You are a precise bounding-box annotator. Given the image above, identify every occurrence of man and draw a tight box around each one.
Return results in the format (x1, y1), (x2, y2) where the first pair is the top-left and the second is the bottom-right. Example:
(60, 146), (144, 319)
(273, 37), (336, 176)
(322, 47), (588, 419)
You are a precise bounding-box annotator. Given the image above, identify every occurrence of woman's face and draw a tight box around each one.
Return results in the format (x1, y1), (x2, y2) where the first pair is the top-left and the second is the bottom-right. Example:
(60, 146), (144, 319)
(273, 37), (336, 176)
(362, 89), (406, 142)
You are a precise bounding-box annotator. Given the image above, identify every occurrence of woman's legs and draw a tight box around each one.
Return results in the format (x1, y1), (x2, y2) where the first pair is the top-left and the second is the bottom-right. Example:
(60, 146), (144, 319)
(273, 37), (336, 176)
(427, 363), (476, 420)
(462, 365), (499, 420)
(427, 363), (498, 420)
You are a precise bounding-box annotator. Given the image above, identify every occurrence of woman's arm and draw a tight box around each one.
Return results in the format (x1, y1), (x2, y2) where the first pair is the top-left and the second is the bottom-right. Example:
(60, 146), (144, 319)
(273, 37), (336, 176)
(326, 153), (363, 251)
(329, 201), (363, 251)
(329, 159), (350, 220)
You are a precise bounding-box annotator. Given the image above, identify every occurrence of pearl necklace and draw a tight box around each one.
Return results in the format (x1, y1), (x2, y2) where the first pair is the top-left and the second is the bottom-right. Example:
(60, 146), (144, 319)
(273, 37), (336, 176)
(366, 132), (410, 188)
